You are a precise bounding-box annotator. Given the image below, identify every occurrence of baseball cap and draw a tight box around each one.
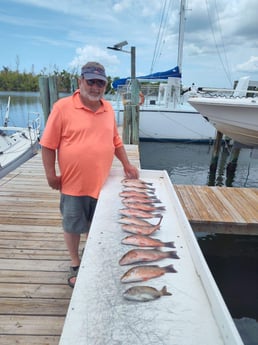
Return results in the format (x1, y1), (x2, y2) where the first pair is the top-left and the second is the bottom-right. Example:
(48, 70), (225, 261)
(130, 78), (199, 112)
(81, 62), (107, 82)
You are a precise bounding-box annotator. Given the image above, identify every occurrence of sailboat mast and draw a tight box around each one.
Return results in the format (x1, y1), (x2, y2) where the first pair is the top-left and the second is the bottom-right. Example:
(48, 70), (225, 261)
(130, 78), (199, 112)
(177, 0), (187, 76)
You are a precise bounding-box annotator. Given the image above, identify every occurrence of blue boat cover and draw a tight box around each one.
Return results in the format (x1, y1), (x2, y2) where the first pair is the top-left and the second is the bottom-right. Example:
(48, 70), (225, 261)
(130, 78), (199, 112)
(112, 66), (181, 89)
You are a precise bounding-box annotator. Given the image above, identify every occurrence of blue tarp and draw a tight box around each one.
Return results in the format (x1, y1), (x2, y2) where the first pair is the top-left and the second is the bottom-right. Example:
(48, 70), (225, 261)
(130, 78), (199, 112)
(112, 66), (181, 89)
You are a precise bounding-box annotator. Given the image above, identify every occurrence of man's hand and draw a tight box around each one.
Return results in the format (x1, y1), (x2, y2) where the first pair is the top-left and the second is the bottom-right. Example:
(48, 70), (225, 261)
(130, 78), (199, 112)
(47, 174), (61, 190)
(124, 164), (139, 179)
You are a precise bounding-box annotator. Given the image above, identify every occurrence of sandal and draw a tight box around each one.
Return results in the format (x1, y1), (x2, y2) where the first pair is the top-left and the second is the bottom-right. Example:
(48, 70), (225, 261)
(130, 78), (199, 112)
(68, 266), (79, 288)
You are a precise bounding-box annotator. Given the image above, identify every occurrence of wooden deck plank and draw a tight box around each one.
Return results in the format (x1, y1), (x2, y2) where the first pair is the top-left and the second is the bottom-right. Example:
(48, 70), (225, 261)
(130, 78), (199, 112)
(0, 335), (59, 345)
(0, 298), (69, 315)
(0, 283), (71, 299)
(0, 259), (69, 272)
(0, 270), (70, 284)
(0, 315), (64, 335)
(0, 247), (69, 259)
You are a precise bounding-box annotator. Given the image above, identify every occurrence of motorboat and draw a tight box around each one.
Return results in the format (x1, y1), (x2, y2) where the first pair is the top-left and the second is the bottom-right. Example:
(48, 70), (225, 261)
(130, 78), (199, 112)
(0, 96), (41, 178)
(188, 77), (258, 147)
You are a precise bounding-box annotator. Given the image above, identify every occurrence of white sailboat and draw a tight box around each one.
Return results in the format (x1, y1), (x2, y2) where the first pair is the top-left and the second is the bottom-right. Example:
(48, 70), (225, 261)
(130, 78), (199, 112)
(112, 0), (216, 142)
(0, 96), (41, 178)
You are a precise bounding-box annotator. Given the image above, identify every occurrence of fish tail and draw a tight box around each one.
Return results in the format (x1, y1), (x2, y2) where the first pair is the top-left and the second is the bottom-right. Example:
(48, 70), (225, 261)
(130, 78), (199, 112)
(168, 251), (180, 259)
(164, 264), (177, 273)
(164, 241), (175, 248)
(154, 213), (163, 218)
(156, 206), (166, 210)
(160, 286), (172, 296)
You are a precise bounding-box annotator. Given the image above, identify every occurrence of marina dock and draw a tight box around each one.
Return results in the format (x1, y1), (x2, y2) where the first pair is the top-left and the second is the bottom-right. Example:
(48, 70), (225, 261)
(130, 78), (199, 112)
(175, 184), (258, 235)
(0, 147), (256, 344)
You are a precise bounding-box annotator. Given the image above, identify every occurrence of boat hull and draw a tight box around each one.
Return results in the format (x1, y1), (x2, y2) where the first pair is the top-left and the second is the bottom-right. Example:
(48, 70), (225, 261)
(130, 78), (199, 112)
(188, 97), (258, 147)
(115, 107), (216, 142)
(139, 108), (216, 142)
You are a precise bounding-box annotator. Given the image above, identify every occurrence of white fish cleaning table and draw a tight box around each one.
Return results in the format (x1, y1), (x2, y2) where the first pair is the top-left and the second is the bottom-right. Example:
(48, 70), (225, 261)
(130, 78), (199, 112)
(59, 169), (243, 345)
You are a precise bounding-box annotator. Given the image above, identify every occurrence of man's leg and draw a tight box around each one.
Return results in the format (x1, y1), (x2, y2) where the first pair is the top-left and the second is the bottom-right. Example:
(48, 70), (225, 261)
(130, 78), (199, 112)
(63, 231), (81, 268)
(64, 231), (81, 287)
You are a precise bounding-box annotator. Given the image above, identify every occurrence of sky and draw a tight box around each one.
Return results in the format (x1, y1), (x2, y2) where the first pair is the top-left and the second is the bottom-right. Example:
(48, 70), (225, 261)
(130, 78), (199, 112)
(0, 0), (258, 88)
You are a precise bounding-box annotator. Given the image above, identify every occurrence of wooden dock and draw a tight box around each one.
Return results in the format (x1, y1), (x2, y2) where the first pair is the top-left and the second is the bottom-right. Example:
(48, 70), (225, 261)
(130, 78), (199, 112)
(174, 185), (258, 235)
(0, 146), (257, 344)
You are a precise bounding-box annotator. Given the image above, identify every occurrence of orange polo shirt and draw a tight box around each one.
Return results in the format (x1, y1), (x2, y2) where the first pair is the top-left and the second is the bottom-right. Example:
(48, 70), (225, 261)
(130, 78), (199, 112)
(40, 90), (123, 198)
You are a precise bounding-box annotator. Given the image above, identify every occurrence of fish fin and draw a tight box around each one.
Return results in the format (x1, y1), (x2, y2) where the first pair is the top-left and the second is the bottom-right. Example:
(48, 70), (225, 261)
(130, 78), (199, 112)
(153, 213), (163, 218)
(157, 206), (166, 210)
(164, 264), (177, 273)
(169, 251), (180, 259)
(160, 286), (172, 296)
(156, 216), (163, 226)
(164, 241), (175, 248)
(152, 198), (161, 203)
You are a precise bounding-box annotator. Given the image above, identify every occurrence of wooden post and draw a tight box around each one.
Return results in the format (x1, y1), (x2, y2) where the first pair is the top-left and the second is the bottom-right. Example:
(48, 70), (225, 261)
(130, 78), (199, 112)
(129, 78), (140, 144)
(48, 75), (58, 109)
(226, 147), (240, 186)
(70, 77), (78, 93)
(39, 75), (60, 124)
(123, 105), (132, 144)
(131, 105), (139, 145)
(215, 145), (230, 186)
(208, 131), (223, 185)
(38, 76), (50, 125)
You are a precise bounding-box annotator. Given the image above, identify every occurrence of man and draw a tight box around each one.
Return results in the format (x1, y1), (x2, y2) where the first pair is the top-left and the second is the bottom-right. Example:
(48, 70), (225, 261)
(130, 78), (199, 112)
(40, 61), (139, 287)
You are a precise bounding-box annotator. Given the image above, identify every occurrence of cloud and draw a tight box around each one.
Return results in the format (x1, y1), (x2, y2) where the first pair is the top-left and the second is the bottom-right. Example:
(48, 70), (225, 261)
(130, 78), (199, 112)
(69, 45), (120, 74)
(236, 56), (258, 73)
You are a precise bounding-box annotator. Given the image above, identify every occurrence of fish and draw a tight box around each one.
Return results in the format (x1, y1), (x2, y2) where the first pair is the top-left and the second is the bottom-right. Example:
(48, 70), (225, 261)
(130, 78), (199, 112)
(122, 197), (161, 204)
(119, 191), (154, 198)
(119, 208), (163, 219)
(119, 248), (179, 265)
(123, 186), (156, 194)
(123, 285), (172, 302)
(122, 202), (166, 212)
(120, 216), (163, 235)
(122, 178), (153, 186)
(122, 180), (155, 191)
(121, 234), (175, 248)
(121, 224), (161, 235)
(121, 264), (177, 283)
(118, 216), (162, 227)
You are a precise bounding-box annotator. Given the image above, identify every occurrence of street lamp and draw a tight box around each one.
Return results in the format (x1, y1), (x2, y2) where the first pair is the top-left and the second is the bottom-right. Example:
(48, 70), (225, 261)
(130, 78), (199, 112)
(107, 41), (139, 144)
(107, 41), (136, 80)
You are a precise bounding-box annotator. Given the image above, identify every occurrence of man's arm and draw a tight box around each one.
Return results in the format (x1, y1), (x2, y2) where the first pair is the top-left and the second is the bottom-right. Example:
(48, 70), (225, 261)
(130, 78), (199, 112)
(41, 146), (61, 190)
(115, 145), (139, 179)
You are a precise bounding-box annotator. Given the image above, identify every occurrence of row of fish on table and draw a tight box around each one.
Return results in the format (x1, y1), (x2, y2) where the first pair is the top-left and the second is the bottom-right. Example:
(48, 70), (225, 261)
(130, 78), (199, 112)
(117, 178), (180, 302)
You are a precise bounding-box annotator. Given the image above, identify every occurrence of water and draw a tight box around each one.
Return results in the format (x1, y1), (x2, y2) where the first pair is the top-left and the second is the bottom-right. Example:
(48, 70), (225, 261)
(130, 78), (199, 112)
(0, 91), (44, 130)
(1, 92), (257, 344)
(140, 141), (258, 188)
(140, 141), (258, 345)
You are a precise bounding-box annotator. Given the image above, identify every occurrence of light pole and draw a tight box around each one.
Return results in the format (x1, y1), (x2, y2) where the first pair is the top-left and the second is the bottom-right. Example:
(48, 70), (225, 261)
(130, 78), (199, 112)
(107, 41), (139, 144)
(107, 41), (135, 81)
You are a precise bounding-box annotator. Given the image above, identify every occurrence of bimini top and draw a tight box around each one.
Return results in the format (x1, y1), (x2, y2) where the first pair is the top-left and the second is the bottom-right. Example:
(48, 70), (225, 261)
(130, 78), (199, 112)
(112, 66), (181, 89)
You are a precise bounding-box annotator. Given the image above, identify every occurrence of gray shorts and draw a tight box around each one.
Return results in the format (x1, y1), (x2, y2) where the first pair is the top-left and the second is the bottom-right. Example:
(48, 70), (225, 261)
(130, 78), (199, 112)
(60, 194), (97, 234)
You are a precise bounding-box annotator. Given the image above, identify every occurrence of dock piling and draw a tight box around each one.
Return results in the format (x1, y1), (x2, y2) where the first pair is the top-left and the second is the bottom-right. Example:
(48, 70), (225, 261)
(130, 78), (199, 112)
(39, 75), (59, 124)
